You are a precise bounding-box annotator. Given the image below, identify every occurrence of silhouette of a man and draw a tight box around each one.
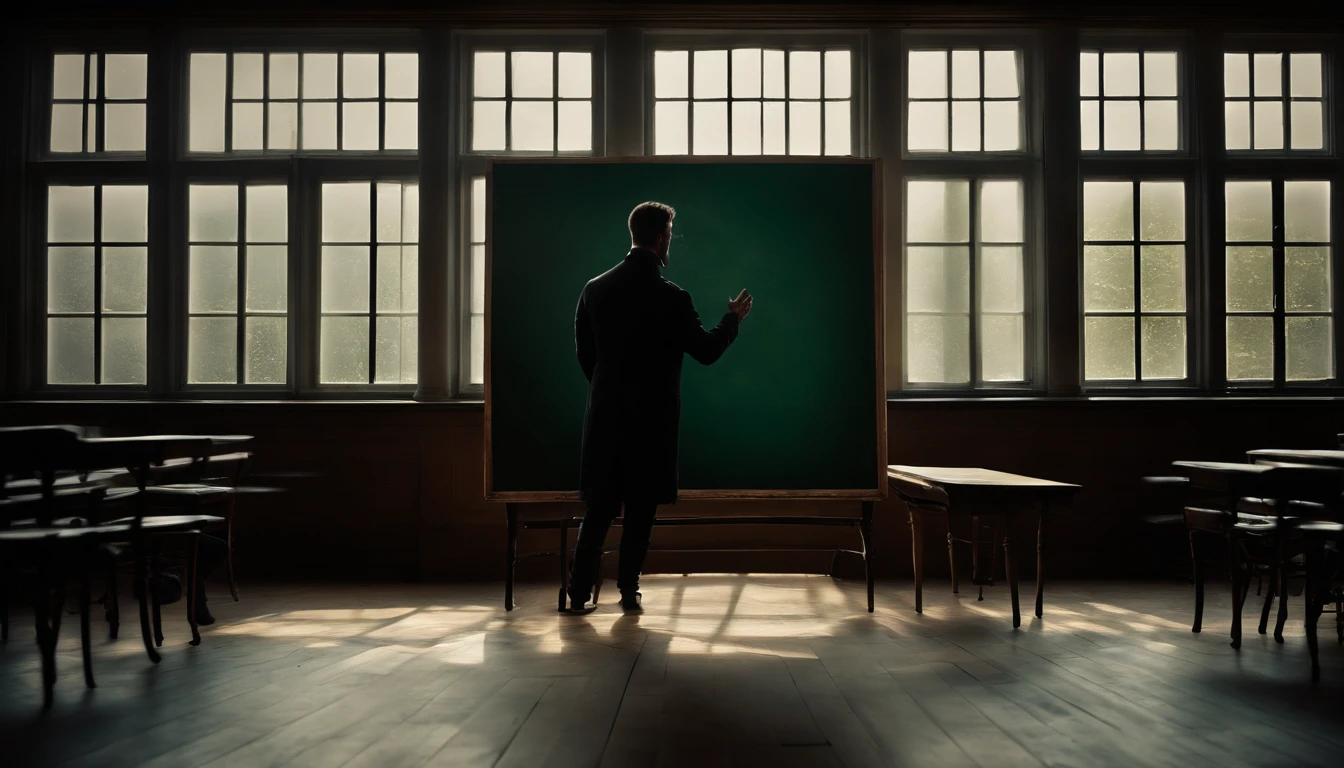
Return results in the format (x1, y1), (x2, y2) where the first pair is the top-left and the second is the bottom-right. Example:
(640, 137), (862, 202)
(568, 201), (752, 613)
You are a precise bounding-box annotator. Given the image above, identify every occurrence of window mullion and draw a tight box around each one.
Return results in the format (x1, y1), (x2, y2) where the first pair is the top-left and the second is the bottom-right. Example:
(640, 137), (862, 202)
(1272, 178), (1286, 387)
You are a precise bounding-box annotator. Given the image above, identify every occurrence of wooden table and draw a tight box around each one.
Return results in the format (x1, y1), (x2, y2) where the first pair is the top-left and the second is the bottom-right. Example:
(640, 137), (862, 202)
(1247, 449), (1344, 469)
(887, 466), (1080, 628)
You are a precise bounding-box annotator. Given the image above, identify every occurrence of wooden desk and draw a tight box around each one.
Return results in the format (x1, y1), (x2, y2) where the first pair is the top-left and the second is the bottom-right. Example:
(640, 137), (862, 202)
(887, 466), (1080, 628)
(1247, 449), (1344, 469)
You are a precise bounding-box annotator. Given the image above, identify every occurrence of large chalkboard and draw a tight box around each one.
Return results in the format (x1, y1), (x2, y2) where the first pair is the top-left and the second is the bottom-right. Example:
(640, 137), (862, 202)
(486, 159), (885, 501)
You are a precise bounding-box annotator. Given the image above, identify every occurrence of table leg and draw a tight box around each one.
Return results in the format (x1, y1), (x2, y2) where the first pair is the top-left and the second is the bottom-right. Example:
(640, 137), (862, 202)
(1189, 530), (1204, 633)
(80, 561), (95, 688)
(861, 501), (875, 613)
(1227, 533), (1242, 650)
(972, 515), (983, 600)
(1034, 508), (1046, 619)
(946, 516), (958, 595)
(909, 506), (924, 614)
(187, 534), (201, 646)
(505, 503), (518, 611)
(1305, 535), (1324, 683)
(1004, 523), (1020, 628)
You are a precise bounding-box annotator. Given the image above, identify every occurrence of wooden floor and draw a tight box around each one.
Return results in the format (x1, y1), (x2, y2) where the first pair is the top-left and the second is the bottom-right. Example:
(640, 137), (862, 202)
(2, 576), (1343, 767)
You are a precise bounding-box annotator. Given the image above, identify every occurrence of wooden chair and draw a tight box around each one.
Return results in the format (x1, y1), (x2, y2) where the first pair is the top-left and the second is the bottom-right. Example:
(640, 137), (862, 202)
(143, 451), (252, 600)
(1300, 520), (1344, 681)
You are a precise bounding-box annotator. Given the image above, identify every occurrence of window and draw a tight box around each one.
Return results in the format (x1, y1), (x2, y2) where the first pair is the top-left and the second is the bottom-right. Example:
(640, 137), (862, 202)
(45, 184), (149, 385)
(188, 51), (418, 152)
(469, 50), (594, 153)
(1082, 181), (1189, 382)
(186, 184), (288, 385)
(904, 178), (1026, 385)
(906, 48), (1023, 153)
(1080, 50), (1180, 151)
(468, 177), (487, 386)
(1225, 180), (1333, 384)
(652, 47), (853, 156)
(1224, 52), (1326, 151)
(49, 52), (147, 153)
(319, 181), (419, 385)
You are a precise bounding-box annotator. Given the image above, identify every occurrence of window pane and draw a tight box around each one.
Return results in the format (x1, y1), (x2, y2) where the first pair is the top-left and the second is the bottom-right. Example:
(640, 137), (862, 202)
(342, 101), (379, 150)
(50, 103), (84, 153)
(907, 102), (948, 152)
(1141, 316), (1185, 380)
(1252, 101), (1283, 150)
(101, 317), (146, 385)
(1144, 52), (1178, 97)
(232, 102), (263, 150)
(104, 104), (145, 152)
(790, 51), (821, 99)
(103, 247), (147, 314)
(269, 102), (298, 150)
(1103, 53), (1140, 97)
(303, 53), (337, 99)
(980, 246), (1024, 313)
(1081, 100), (1100, 150)
(1226, 246), (1274, 312)
(1252, 53), (1281, 97)
(1283, 181), (1330, 242)
(48, 317), (94, 384)
(472, 100), (506, 151)
(558, 52), (591, 98)
(377, 246), (406, 313)
(48, 185), (94, 242)
(1084, 316), (1135, 380)
(246, 245), (288, 312)
(951, 101), (980, 152)
(1139, 245), (1186, 312)
(386, 53), (418, 99)
(343, 53), (379, 98)
(189, 53), (226, 152)
(824, 100), (851, 156)
(1102, 100), (1140, 150)
(470, 314), (485, 385)
(270, 53), (298, 99)
(732, 101), (762, 155)
(320, 316), (369, 383)
(1083, 246), (1135, 312)
(763, 102), (785, 154)
(907, 314), (969, 384)
(763, 50), (785, 98)
(905, 246), (969, 313)
(1225, 101), (1251, 150)
(980, 315), (1024, 382)
(474, 51), (505, 98)
(471, 245), (486, 314)
(1286, 316), (1334, 381)
(189, 246), (238, 313)
(694, 50), (727, 99)
(983, 101), (1020, 151)
(472, 177), (487, 242)
(825, 50), (851, 99)
(1143, 100), (1178, 150)
(511, 101), (554, 151)
(654, 101), (688, 155)
(247, 186), (287, 242)
(1224, 54), (1250, 97)
(322, 183), (371, 243)
(788, 101), (821, 155)
(1083, 181), (1133, 241)
(557, 100), (592, 152)
(1227, 316), (1274, 381)
(512, 51), (553, 98)
(952, 50), (979, 98)
(188, 317), (237, 384)
(906, 180), (969, 243)
(654, 50), (688, 99)
(48, 247), (94, 312)
(190, 185), (239, 243)
(375, 316), (417, 384)
(1139, 181), (1184, 241)
(1225, 181), (1272, 241)
(376, 183), (403, 243)
(386, 102), (418, 150)
(53, 54), (85, 99)
(908, 51), (947, 98)
(102, 186), (148, 243)
(1285, 247), (1332, 313)
(1289, 53), (1323, 97)
(1080, 52), (1100, 97)
(979, 180), (1023, 243)
(693, 101), (728, 155)
(302, 102), (337, 149)
(983, 50), (1019, 98)
(245, 316), (287, 384)
(1290, 101), (1324, 150)
(321, 246), (370, 312)
(732, 48), (762, 99)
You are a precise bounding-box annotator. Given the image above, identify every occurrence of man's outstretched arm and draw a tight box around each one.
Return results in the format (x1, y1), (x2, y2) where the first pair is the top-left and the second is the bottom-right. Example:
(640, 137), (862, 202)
(676, 289), (741, 366)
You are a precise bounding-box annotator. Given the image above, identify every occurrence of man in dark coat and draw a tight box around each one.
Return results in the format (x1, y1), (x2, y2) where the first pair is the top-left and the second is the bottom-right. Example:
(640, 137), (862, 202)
(568, 201), (752, 613)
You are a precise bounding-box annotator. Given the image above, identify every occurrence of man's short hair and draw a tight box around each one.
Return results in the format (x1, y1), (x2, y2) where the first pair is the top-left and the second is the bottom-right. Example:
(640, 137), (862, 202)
(628, 201), (675, 246)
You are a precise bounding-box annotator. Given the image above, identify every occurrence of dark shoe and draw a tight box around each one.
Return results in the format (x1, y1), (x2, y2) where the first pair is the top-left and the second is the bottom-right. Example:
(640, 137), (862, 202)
(563, 590), (597, 615)
(620, 591), (643, 612)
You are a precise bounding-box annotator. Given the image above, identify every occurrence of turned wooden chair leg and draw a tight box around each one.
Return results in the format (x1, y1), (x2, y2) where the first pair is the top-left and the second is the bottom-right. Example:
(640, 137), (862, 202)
(150, 549), (163, 647)
(187, 534), (201, 646)
(81, 564), (96, 689)
(1258, 569), (1277, 635)
(1227, 534), (1243, 650)
(1003, 522), (1020, 629)
(105, 562), (120, 640)
(1273, 539), (1288, 644)
(1189, 531), (1204, 633)
(947, 517), (958, 595)
(136, 543), (161, 664)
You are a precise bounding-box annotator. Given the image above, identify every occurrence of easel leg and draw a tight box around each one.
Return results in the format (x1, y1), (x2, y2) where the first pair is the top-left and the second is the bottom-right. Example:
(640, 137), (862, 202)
(909, 506), (924, 614)
(860, 501), (874, 613)
(505, 503), (518, 611)
(1004, 522), (1020, 628)
(1034, 508), (1046, 619)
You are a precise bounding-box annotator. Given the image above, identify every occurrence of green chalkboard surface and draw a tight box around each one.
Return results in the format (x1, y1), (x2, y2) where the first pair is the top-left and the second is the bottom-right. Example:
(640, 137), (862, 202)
(486, 159), (885, 501)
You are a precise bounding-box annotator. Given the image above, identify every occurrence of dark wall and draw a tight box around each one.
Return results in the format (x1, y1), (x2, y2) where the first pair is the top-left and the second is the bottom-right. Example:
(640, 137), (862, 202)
(2, 398), (1338, 583)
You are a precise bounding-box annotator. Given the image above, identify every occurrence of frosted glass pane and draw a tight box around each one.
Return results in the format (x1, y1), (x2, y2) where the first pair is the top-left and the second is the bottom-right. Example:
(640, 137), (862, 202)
(1225, 101), (1251, 150)
(1224, 54), (1249, 97)
(1079, 52), (1099, 97)
(470, 314), (485, 385)
(245, 316), (287, 384)
(825, 50), (851, 99)
(558, 52), (591, 98)
(951, 101), (980, 151)
(1140, 245), (1186, 312)
(189, 53), (226, 152)
(303, 53), (336, 99)
(375, 316), (417, 384)
(1083, 245), (1134, 312)
(342, 101), (379, 150)
(190, 184), (238, 242)
(343, 53), (379, 98)
(981, 315), (1024, 382)
(511, 101), (554, 151)
(1252, 101), (1283, 149)
(268, 102), (298, 150)
(789, 51), (821, 99)
(188, 317), (236, 384)
(1103, 53), (1139, 97)
(50, 103), (84, 153)
(1144, 100), (1178, 150)
(322, 183), (370, 243)
(48, 186), (93, 242)
(401, 246), (418, 313)
(1144, 52), (1178, 97)
(763, 50), (785, 99)
(1141, 317), (1186, 380)
(908, 51), (947, 99)
(53, 54), (85, 99)
(474, 52), (505, 98)
(104, 104), (145, 152)
(385, 53), (418, 99)
(984, 50), (1019, 98)
(1290, 101), (1323, 150)
(655, 101), (689, 154)
(732, 48), (762, 99)
(471, 176), (487, 242)
(101, 317), (146, 385)
(103, 247), (147, 313)
(980, 180), (1023, 243)
(1085, 317), (1135, 380)
(763, 102), (785, 155)
(1081, 101), (1100, 150)
(233, 53), (263, 99)
(302, 102), (337, 150)
(377, 246), (405, 312)
(189, 246), (238, 313)
(1286, 316), (1333, 381)
(1284, 180), (1330, 242)
(473, 100), (506, 151)
(232, 102), (263, 150)
(1140, 181), (1184, 241)
(1083, 181), (1133, 241)
(980, 246), (1024, 313)
(376, 183), (402, 243)
(731, 101), (761, 155)
(983, 101), (1021, 151)
(1225, 181), (1271, 241)
(1103, 100), (1140, 150)
(246, 245), (288, 312)
(1285, 247), (1332, 312)
(1253, 53), (1281, 97)
(905, 246), (969, 313)
(48, 247), (93, 312)
(270, 54), (298, 99)
(321, 246), (370, 312)
(320, 316), (369, 383)
(104, 53), (146, 100)
(247, 185), (287, 242)
(1226, 316), (1273, 380)
(654, 50), (688, 99)
(1226, 246), (1274, 312)
(557, 101), (591, 152)
(906, 179), (969, 243)
(385, 102), (418, 150)
(907, 102), (948, 152)
(48, 318), (93, 384)
(788, 102), (821, 156)
(907, 314), (970, 384)
(692, 101), (728, 155)
(694, 50), (727, 99)
(471, 244), (485, 314)
(952, 50), (979, 98)
(102, 186), (148, 243)
(512, 51), (553, 98)
(1290, 53), (1323, 97)
(824, 100), (851, 156)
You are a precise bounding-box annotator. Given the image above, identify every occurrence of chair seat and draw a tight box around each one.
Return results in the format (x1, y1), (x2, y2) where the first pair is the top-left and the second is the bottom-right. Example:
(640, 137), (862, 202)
(1300, 521), (1344, 536)
(0, 523), (134, 542)
(102, 514), (225, 533)
(143, 484), (233, 506)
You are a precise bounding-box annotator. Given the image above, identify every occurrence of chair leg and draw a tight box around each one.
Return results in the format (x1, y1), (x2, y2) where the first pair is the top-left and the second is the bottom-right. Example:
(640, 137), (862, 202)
(80, 565), (95, 688)
(1034, 509), (1047, 619)
(1, 568), (8, 642)
(32, 563), (56, 709)
(1189, 530), (1204, 634)
(1273, 540), (1288, 644)
(135, 543), (161, 664)
(187, 534), (201, 646)
(150, 550), (163, 647)
(1258, 568), (1277, 635)
(1004, 523), (1021, 629)
(226, 511), (239, 602)
(947, 517), (958, 595)
(1337, 601), (1342, 645)
(1227, 534), (1243, 650)
(106, 563), (119, 640)
(1304, 537), (1323, 683)
(909, 506), (924, 614)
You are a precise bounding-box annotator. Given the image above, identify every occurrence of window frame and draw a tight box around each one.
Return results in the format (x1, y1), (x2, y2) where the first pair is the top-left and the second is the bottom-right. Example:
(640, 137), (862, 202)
(1078, 33), (1191, 156)
(1221, 37), (1334, 157)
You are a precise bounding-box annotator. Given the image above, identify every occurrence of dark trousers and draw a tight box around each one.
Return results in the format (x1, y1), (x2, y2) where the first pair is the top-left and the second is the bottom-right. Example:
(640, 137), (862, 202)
(568, 500), (657, 602)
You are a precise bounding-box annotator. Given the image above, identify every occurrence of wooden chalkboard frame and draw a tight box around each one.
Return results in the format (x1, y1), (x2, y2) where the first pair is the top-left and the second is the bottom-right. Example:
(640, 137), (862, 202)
(484, 156), (887, 502)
